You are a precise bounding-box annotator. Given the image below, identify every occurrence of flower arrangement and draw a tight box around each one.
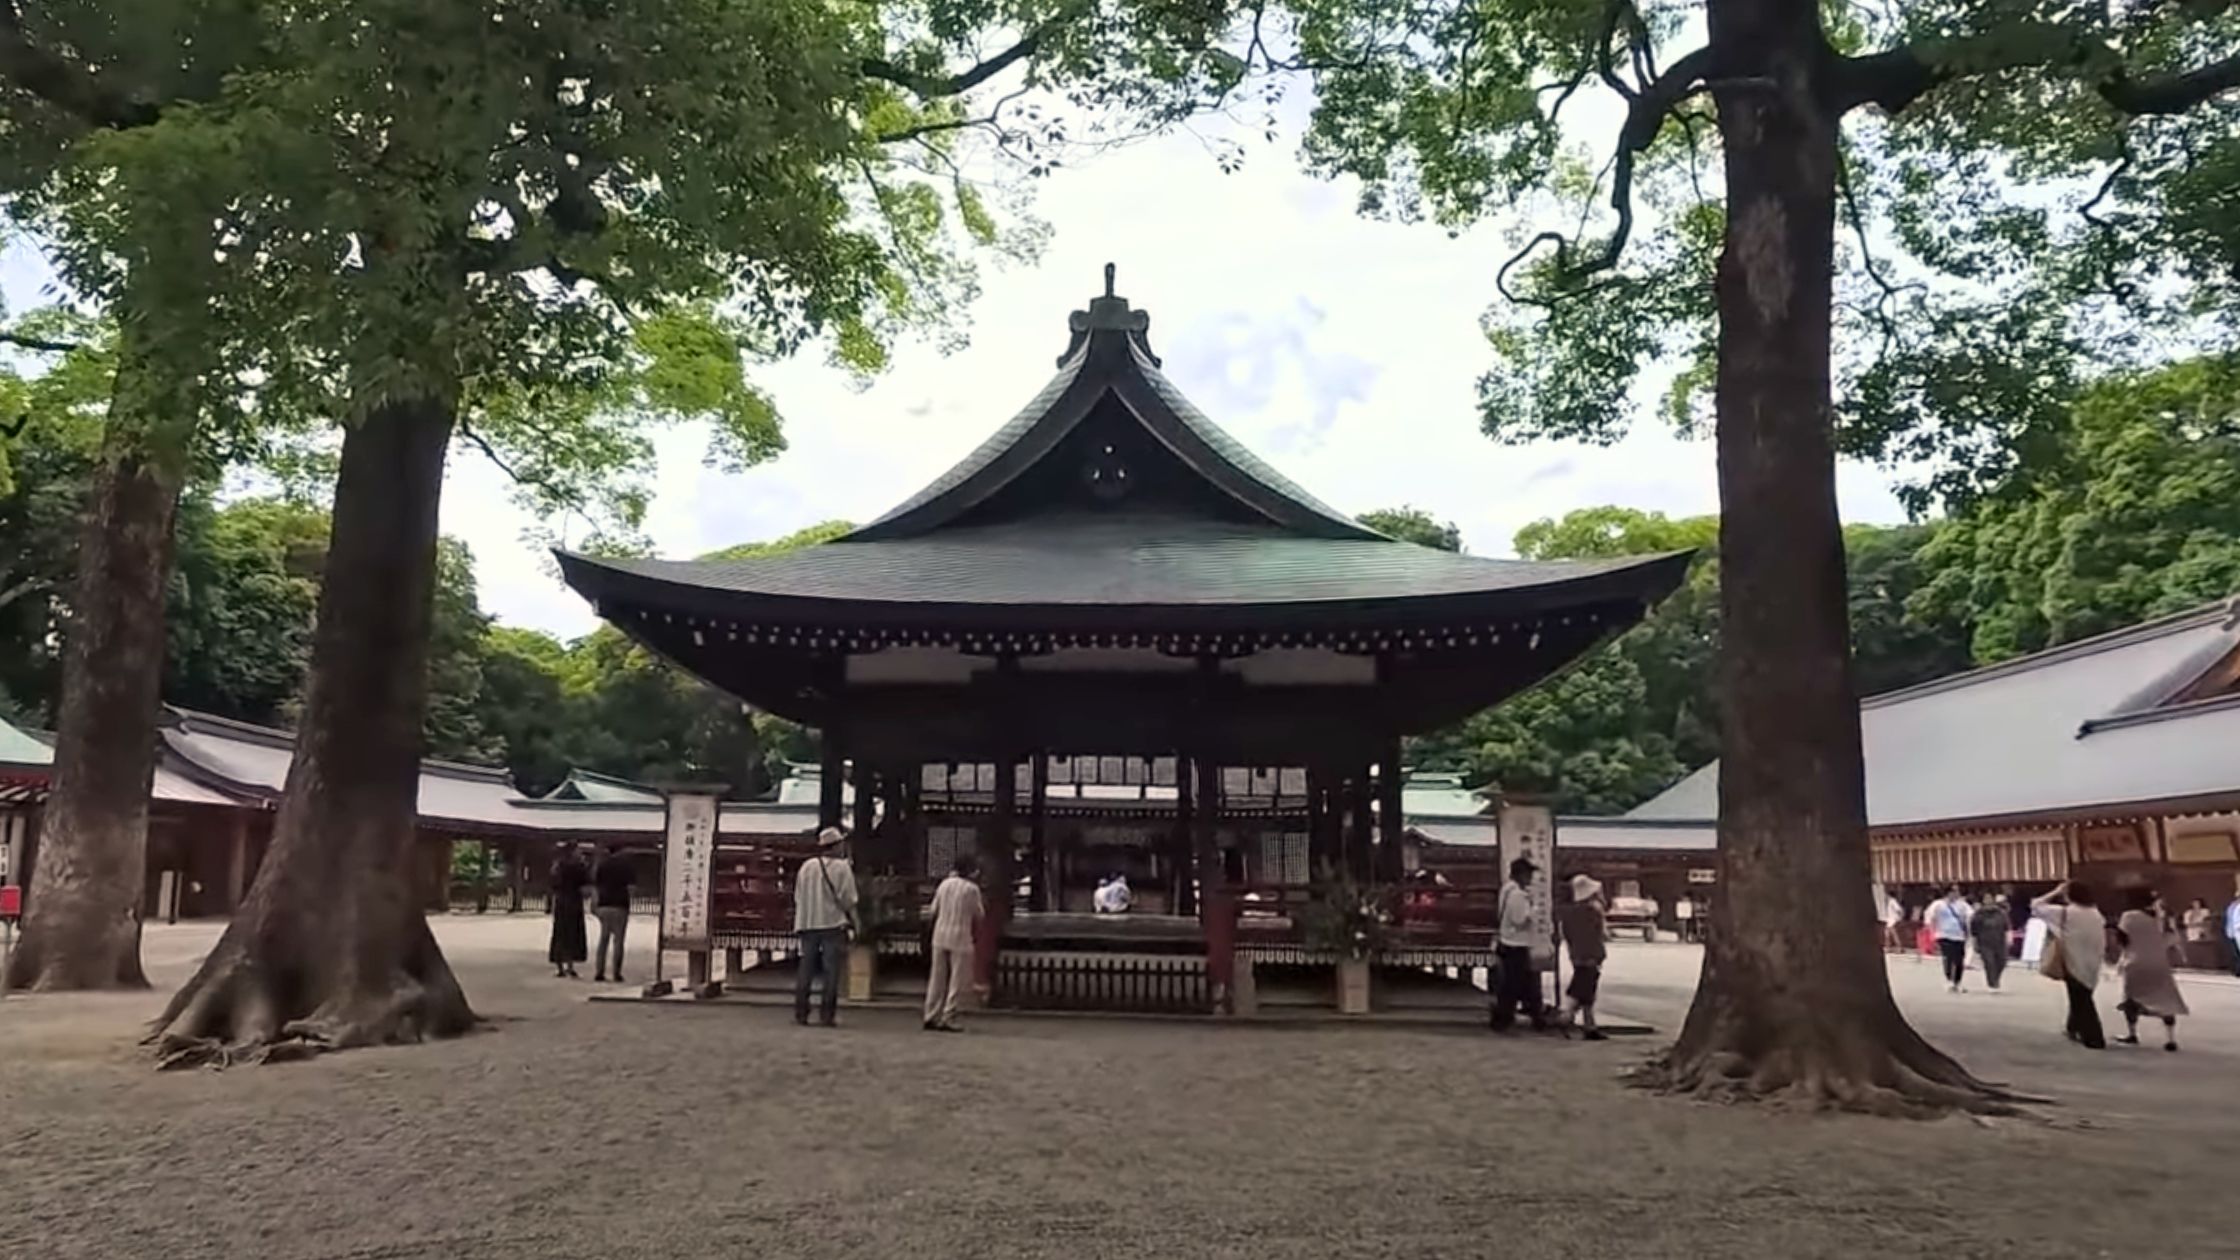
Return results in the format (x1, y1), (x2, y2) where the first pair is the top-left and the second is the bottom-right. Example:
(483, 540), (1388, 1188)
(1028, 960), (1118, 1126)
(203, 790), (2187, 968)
(1297, 875), (1395, 961)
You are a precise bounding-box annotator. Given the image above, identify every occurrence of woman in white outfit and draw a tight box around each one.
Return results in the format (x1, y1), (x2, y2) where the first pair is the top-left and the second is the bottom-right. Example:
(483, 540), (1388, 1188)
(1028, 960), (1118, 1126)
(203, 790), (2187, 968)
(2115, 889), (2190, 1052)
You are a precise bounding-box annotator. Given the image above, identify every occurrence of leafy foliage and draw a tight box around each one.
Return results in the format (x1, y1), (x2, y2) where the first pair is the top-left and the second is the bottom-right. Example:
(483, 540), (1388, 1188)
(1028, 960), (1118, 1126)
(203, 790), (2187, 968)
(1909, 354), (2240, 661)
(1296, 874), (1393, 959)
(1273, 0), (2240, 510)
(1358, 504), (1463, 551)
(1414, 506), (1970, 812)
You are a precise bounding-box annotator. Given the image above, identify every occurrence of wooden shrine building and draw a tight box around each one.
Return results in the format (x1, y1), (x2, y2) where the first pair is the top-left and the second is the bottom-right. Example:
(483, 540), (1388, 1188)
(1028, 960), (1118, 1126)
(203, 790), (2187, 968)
(557, 275), (1689, 1007)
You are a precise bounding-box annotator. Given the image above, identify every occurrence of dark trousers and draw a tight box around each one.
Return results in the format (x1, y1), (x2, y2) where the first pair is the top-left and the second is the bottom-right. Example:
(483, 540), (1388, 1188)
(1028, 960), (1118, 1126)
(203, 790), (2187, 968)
(1975, 940), (2006, 989)
(794, 927), (848, 1024)
(1937, 938), (1967, 986)
(1490, 945), (1545, 1031)
(2063, 976), (2105, 1049)
(2229, 933), (2240, 977)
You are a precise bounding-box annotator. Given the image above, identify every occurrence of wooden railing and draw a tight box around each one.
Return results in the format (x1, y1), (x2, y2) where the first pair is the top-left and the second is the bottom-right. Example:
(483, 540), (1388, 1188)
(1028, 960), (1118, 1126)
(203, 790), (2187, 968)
(707, 844), (942, 944)
(1230, 879), (1502, 950)
(993, 951), (1210, 1014)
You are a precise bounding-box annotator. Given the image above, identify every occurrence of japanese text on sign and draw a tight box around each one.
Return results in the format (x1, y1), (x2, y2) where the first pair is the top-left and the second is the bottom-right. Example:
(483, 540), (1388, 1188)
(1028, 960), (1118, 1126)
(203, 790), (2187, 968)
(660, 792), (720, 951)
(1497, 800), (1557, 970)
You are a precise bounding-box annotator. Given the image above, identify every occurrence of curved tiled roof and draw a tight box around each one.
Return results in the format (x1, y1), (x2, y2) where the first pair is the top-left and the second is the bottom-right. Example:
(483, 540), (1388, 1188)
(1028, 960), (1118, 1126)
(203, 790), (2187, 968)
(845, 289), (1382, 543)
(568, 513), (1688, 611)
(1629, 596), (2240, 829)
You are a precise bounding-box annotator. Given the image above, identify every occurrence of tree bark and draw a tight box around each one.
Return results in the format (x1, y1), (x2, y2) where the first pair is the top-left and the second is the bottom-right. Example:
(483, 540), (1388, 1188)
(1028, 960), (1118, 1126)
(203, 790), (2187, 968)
(151, 396), (476, 1066)
(1639, 0), (2015, 1116)
(3, 342), (186, 993)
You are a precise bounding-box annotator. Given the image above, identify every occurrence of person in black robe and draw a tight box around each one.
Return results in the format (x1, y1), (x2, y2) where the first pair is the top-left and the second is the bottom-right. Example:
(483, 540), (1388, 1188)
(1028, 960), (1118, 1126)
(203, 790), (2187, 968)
(549, 845), (591, 977)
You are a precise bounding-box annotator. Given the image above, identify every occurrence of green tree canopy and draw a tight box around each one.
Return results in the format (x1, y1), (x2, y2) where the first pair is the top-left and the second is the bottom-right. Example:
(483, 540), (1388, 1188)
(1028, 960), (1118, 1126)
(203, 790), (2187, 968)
(1358, 505), (1463, 551)
(1911, 354), (2240, 661)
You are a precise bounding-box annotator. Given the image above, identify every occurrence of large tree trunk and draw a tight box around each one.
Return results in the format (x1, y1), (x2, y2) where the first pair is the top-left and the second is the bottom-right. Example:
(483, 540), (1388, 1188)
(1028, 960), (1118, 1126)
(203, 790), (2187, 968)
(151, 397), (476, 1066)
(3, 345), (186, 992)
(1638, 0), (2014, 1116)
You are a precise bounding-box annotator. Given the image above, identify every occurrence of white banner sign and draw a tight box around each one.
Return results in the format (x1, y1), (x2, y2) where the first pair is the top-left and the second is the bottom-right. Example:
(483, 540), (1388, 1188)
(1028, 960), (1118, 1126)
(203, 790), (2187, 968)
(660, 792), (721, 951)
(1497, 799), (1557, 969)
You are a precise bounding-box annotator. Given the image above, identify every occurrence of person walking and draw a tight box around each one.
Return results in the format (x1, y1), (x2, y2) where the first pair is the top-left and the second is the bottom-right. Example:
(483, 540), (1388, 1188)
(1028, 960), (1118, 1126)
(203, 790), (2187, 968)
(924, 852), (985, 1032)
(1929, 885), (1973, 992)
(548, 844), (592, 978)
(2115, 891), (2190, 1052)
(793, 827), (858, 1027)
(2225, 895), (2240, 978)
(591, 846), (634, 983)
(2033, 881), (2108, 1049)
(1489, 857), (1549, 1033)
(1556, 874), (1609, 1041)
(1880, 891), (1904, 953)
(1970, 893), (2011, 991)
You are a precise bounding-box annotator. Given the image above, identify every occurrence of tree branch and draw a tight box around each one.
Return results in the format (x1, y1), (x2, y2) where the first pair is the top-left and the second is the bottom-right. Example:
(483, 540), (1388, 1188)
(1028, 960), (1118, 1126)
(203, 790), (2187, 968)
(2102, 50), (2240, 115)
(1837, 25), (2240, 118)
(0, 4), (161, 128)
(1497, 45), (1720, 303)
(0, 328), (82, 353)
(457, 420), (530, 488)
(0, 572), (48, 611)
(861, 25), (1050, 100)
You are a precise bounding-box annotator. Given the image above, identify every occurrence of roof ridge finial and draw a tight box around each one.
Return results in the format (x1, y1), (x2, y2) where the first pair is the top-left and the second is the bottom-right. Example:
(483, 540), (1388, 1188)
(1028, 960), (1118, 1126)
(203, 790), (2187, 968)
(1104, 261), (1116, 298)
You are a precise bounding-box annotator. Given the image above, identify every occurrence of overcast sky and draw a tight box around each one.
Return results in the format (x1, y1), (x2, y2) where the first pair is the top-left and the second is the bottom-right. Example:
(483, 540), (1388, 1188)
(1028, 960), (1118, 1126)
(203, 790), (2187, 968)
(1, 114), (1912, 643)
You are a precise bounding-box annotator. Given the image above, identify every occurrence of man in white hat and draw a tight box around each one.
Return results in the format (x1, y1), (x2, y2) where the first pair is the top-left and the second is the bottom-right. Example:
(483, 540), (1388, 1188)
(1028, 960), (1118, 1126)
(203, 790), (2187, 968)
(1556, 873), (1610, 1041)
(793, 827), (858, 1027)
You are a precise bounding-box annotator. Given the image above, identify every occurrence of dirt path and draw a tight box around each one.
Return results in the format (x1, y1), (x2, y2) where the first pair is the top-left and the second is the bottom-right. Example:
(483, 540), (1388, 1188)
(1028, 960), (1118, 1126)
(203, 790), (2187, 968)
(1, 919), (2232, 1259)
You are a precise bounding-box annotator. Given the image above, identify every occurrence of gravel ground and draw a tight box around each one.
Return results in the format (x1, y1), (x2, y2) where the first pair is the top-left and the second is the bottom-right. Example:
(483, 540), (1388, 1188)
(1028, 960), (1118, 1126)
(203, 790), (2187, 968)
(2, 917), (2234, 1259)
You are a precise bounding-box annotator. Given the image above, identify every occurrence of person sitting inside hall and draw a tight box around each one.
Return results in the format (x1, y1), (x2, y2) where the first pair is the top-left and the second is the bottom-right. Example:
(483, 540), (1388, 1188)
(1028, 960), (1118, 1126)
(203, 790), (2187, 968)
(1093, 873), (1133, 914)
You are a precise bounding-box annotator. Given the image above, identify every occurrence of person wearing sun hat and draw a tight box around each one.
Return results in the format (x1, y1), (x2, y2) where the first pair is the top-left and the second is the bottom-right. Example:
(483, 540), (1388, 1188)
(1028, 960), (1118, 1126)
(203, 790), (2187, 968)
(1556, 873), (1610, 1041)
(793, 826), (858, 1027)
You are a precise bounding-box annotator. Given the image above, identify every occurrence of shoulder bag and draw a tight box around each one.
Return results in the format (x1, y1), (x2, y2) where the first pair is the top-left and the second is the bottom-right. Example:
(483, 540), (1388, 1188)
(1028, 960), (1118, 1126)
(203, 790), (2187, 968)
(2038, 908), (2067, 982)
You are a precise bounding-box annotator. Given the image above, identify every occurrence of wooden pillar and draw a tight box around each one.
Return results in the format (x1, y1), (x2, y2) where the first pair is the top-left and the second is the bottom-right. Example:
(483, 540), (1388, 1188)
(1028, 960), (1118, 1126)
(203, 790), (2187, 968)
(1192, 755), (1221, 899)
(1349, 770), (1374, 884)
(851, 759), (877, 860)
(1377, 738), (1405, 883)
(1174, 748), (1197, 917)
(975, 754), (1018, 994)
(902, 775), (924, 876)
(880, 767), (910, 875)
(1195, 754), (1235, 1012)
(1028, 753), (1050, 912)
(818, 732), (845, 830)
(1305, 769), (1334, 881)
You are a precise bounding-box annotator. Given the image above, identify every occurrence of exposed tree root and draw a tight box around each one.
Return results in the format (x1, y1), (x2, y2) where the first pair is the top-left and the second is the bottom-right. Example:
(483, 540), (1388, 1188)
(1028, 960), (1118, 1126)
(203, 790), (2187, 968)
(1629, 1010), (2047, 1119)
(147, 913), (477, 1070)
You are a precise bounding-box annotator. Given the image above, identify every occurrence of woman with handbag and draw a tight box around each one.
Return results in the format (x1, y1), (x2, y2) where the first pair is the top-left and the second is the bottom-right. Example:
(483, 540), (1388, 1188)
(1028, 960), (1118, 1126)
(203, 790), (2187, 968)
(2032, 881), (2108, 1049)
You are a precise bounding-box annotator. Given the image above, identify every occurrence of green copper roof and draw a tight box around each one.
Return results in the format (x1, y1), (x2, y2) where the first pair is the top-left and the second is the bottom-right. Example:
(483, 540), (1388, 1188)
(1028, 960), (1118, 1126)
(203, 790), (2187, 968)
(567, 512), (1689, 610)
